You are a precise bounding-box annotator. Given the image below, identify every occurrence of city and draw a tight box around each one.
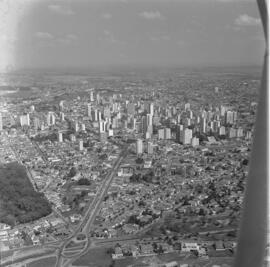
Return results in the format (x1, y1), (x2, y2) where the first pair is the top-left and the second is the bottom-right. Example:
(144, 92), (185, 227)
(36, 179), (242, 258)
(0, 0), (266, 266)
(0, 66), (263, 267)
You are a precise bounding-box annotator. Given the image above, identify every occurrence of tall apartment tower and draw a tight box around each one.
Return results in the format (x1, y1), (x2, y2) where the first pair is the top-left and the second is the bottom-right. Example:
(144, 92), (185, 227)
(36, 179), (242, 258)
(136, 139), (143, 155)
(0, 113), (2, 131)
(59, 101), (64, 111)
(20, 114), (30, 127)
(58, 132), (63, 143)
(79, 139), (84, 151)
(150, 103), (154, 116)
(147, 141), (154, 154)
(47, 112), (55, 126)
(90, 91), (94, 102)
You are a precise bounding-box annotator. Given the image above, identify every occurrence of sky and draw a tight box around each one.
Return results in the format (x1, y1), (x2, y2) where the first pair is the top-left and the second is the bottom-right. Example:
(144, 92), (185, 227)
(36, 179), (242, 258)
(0, 0), (265, 71)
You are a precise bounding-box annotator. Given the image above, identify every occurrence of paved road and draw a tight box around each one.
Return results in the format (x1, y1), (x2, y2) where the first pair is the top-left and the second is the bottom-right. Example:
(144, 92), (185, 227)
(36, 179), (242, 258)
(55, 147), (128, 267)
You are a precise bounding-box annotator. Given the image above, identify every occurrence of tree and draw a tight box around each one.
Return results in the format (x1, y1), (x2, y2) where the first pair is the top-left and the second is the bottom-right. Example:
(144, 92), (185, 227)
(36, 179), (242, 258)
(68, 167), (77, 178)
(77, 178), (91, 186)
(0, 162), (51, 225)
(107, 247), (115, 254)
(198, 208), (205, 216)
(135, 157), (144, 164)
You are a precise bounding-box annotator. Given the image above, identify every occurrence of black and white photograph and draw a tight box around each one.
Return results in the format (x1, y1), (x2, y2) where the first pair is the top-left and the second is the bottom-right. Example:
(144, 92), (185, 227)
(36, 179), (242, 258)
(0, 0), (268, 267)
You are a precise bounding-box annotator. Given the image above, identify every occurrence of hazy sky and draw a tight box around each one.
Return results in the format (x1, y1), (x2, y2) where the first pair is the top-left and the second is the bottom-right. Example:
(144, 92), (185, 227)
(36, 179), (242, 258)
(0, 0), (265, 70)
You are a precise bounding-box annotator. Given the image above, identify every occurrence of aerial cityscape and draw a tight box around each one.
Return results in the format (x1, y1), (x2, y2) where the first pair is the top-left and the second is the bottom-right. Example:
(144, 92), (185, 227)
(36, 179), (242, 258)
(0, 0), (266, 267)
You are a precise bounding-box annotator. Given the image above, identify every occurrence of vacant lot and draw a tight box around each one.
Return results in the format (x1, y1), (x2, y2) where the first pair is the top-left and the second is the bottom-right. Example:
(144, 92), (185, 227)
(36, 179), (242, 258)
(26, 256), (57, 267)
(73, 247), (113, 267)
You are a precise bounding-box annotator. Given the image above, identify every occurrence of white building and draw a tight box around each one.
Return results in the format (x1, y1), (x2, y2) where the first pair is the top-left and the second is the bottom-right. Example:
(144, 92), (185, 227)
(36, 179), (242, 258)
(136, 139), (143, 155)
(20, 113), (30, 126)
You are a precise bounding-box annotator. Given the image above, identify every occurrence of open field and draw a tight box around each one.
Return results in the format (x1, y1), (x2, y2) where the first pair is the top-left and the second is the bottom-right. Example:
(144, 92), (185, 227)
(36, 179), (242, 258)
(26, 256), (57, 267)
(72, 247), (112, 267)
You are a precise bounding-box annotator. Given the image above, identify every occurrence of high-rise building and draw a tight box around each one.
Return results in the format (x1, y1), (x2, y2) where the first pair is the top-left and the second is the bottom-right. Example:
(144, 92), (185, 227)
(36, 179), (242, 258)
(176, 124), (184, 143)
(87, 104), (92, 118)
(150, 103), (154, 116)
(147, 141), (154, 154)
(108, 129), (114, 137)
(201, 110), (207, 119)
(127, 103), (135, 116)
(146, 114), (153, 126)
(237, 127), (244, 138)
(219, 126), (226, 136)
(142, 116), (147, 133)
(132, 118), (136, 130)
(158, 128), (165, 140)
(246, 131), (252, 140)
(165, 128), (171, 139)
(166, 108), (172, 118)
(220, 105), (227, 116)
(153, 115), (160, 126)
(98, 111), (102, 121)
(191, 137), (199, 147)
(47, 112), (55, 126)
(124, 120), (128, 129)
(200, 118), (207, 133)
(58, 132), (63, 143)
(136, 139), (143, 155)
(226, 111), (234, 124)
(207, 111), (213, 121)
(181, 128), (192, 145)
(70, 134), (76, 142)
(144, 102), (150, 113)
(112, 103), (118, 113)
(213, 120), (220, 132)
(145, 131), (151, 139)
(187, 110), (193, 119)
(94, 109), (98, 121)
(34, 117), (40, 130)
(0, 113), (2, 131)
(60, 112), (65, 122)
(117, 112), (121, 119)
(184, 103), (190, 111)
(209, 121), (214, 132)
(195, 115), (200, 124)
(99, 121), (106, 133)
(146, 124), (153, 135)
(81, 123), (86, 131)
(30, 105), (35, 112)
(105, 118), (111, 131)
(184, 118), (191, 127)
(90, 91), (94, 102)
(96, 93), (101, 104)
(229, 128), (237, 138)
(177, 114), (181, 124)
(135, 121), (141, 133)
(59, 101), (64, 111)
(100, 132), (107, 142)
(74, 121), (79, 132)
(112, 117), (118, 129)
(20, 114), (30, 127)
(103, 107), (111, 119)
(233, 111), (237, 122)
(79, 139), (84, 151)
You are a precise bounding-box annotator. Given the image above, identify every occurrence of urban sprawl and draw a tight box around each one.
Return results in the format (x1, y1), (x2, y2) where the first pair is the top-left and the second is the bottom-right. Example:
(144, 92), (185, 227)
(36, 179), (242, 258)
(0, 70), (260, 267)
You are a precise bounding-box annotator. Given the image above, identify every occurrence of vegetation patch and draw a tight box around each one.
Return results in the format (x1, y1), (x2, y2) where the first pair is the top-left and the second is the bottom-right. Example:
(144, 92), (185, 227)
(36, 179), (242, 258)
(0, 162), (52, 226)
